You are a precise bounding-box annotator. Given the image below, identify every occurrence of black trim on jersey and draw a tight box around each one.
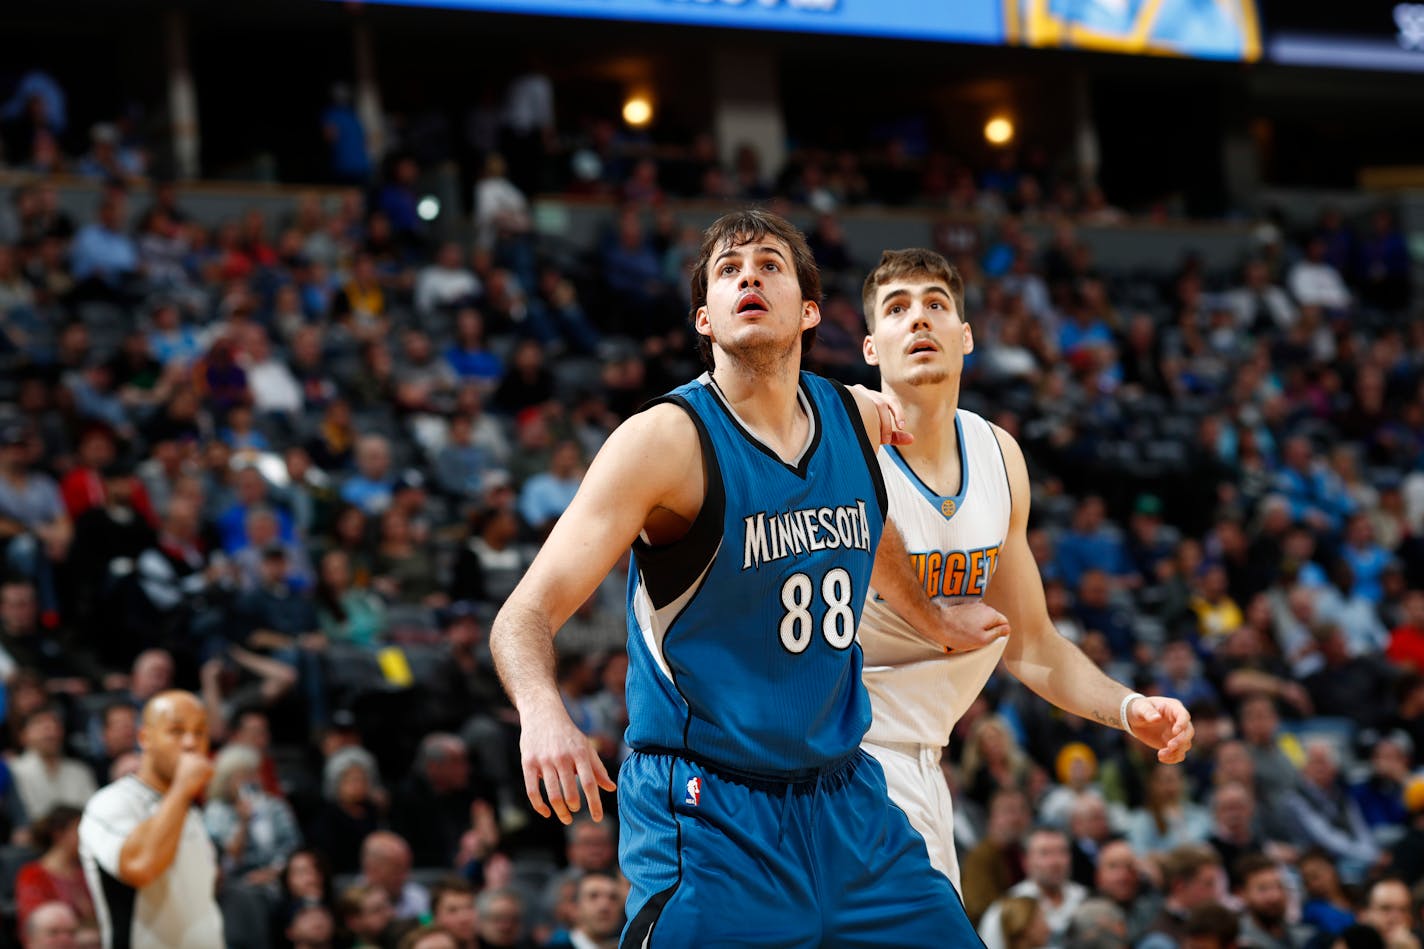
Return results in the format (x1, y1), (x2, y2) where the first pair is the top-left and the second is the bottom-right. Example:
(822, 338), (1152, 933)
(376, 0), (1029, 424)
(97, 866), (137, 949)
(828, 378), (889, 521)
(630, 395), (726, 611)
(705, 372), (823, 478)
(621, 758), (684, 949)
(989, 420), (1013, 512)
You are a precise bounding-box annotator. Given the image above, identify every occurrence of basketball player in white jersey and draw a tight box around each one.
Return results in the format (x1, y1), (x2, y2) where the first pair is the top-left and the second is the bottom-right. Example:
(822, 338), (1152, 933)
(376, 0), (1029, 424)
(856, 248), (1195, 892)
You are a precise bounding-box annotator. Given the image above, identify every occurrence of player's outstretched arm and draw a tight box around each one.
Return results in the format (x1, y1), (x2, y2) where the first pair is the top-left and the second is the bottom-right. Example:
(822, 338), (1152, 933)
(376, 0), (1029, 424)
(491, 404), (703, 823)
(871, 519), (1012, 652)
(986, 426), (1194, 764)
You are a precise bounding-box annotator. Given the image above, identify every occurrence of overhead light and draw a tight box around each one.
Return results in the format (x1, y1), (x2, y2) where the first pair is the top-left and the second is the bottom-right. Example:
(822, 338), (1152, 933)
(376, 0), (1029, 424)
(622, 95), (653, 128)
(417, 196), (440, 221)
(984, 116), (1015, 146)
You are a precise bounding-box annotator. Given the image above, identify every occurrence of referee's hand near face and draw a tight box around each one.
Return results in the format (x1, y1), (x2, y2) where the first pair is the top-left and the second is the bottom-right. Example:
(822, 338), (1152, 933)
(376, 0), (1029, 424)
(80, 691), (227, 948)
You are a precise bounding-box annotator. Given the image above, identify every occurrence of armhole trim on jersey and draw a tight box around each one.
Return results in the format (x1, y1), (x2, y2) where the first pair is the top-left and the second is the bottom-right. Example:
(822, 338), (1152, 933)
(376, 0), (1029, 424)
(96, 866), (137, 949)
(828, 378), (889, 521)
(989, 419), (1013, 512)
(621, 757), (685, 949)
(630, 394), (726, 612)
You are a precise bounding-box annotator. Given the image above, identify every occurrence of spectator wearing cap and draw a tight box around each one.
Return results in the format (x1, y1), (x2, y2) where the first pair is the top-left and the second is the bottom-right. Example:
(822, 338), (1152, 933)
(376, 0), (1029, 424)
(341, 435), (395, 515)
(230, 543), (328, 727)
(1126, 493), (1180, 586)
(517, 439), (584, 539)
(311, 746), (387, 875)
(232, 507), (313, 593)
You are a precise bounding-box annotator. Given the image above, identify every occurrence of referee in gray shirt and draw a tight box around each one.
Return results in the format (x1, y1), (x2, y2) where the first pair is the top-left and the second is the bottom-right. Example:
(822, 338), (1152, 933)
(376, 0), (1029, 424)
(79, 690), (225, 948)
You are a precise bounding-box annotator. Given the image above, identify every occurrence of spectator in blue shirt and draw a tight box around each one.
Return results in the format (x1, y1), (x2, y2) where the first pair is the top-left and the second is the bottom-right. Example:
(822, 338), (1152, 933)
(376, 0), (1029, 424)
(70, 189), (138, 291)
(339, 435), (394, 515)
(517, 440), (583, 539)
(217, 466), (296, 554)
(1055, 495), (1133, 589)
(321, 84), (370, 185)
(147, 301), (201, 367)
(1342, 512), (1391, 606)
(444, 309), (502, 385)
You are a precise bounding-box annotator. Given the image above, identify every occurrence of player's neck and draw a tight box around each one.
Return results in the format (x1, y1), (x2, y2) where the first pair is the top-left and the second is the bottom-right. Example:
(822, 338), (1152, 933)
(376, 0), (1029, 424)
(709, 362), (807, 455)
(136, 761), (172, 795)
(894, 381), (961, 466)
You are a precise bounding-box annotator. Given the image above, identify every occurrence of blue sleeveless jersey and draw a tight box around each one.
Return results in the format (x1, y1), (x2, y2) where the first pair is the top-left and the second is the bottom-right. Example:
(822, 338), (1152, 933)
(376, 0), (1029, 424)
(624, 371), (887, 777)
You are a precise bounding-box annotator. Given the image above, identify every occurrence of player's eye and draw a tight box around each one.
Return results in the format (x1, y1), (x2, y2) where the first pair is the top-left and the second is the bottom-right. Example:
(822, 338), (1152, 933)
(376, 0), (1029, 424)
(763, 261), (779, 272)
(720, 264), (737, 275)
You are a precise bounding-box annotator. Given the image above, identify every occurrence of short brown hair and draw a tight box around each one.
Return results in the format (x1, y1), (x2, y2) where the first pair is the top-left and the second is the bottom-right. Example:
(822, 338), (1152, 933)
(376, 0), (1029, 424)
(430, 876), (474, 914)
(1161, 844), (1221, 891)
(1233, 854), (1277, 890)
(861, 248), (965, 330)
(689, 208), (821, 369)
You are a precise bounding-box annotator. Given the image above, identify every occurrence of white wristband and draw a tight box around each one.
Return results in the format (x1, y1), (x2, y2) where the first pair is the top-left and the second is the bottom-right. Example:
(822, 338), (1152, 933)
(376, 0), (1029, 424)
(1120, 692), (1146, 738)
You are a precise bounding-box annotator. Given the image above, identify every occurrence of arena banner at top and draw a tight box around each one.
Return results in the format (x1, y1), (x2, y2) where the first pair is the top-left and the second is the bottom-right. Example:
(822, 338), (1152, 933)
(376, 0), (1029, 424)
(354, 0), (1261, 62)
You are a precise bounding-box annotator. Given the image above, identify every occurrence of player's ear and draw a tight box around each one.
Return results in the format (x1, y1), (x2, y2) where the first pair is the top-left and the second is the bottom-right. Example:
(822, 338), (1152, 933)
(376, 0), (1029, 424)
(694, 306), (712, 339)
(801, 301), (821, 329)
(962, 323), (974, 355)
(862, 334), (879, 367)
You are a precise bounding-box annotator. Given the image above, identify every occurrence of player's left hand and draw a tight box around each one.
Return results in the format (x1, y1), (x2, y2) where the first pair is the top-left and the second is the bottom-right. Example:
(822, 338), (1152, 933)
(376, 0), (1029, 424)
(850, 384), (913, 446)
(1126, 695), (1194, 764)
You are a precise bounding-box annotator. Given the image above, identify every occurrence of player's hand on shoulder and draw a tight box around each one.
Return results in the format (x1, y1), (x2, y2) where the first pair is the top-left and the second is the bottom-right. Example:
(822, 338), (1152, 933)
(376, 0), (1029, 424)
(1126, 695), (1194, 764)
(519, 707), (617, 825)
(936, 600), (1011, 653)
(848, 384), (913, 446)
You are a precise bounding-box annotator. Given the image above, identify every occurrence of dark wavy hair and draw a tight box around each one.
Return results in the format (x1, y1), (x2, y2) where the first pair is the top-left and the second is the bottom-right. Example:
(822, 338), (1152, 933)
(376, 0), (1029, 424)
(689, 209), (821, 370)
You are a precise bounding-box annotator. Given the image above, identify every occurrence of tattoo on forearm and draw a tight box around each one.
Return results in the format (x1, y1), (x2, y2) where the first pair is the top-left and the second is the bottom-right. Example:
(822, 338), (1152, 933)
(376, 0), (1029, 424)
(1090, 708), (1120, 730)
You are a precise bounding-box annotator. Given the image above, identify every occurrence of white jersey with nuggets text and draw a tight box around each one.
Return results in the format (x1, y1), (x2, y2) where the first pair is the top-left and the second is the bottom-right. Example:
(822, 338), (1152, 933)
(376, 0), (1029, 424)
(860, 407), (1012, 748)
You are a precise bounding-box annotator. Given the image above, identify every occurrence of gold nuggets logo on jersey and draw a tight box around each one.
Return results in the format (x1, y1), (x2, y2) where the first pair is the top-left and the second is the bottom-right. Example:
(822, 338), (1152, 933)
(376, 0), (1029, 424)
(941, 499), (957, 518)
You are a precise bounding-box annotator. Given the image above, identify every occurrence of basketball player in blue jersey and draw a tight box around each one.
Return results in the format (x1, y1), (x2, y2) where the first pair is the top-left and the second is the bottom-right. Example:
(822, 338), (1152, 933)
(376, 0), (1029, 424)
(856, 248), (1195, 894)
(491, 210), (1006, 947)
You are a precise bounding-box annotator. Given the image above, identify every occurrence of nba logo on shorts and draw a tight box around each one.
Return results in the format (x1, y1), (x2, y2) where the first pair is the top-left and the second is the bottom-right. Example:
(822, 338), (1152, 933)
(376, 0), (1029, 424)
(685, 777), (702, 806)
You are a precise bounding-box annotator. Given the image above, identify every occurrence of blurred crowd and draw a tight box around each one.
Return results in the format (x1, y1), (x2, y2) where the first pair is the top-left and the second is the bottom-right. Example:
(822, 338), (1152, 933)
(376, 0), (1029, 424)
(0, 60), (1423, 949)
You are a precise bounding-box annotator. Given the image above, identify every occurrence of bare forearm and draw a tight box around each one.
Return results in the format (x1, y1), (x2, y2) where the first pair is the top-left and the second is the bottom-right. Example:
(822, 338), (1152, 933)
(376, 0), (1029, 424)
(490, 599), (564, 716)
(118, 789), (191, 886)
(1004, 626), (1132, 731)
(870, 522), (948, 649)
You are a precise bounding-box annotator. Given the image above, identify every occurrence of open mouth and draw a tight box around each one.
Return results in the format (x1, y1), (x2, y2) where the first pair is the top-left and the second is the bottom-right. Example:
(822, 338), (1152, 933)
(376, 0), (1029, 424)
(907, 337), (940, 355)
(737, 293), (769, 316)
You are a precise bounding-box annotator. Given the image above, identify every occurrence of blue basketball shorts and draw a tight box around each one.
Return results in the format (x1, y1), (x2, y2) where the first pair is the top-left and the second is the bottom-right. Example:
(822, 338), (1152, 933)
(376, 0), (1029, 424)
(617, 749), (984, 948)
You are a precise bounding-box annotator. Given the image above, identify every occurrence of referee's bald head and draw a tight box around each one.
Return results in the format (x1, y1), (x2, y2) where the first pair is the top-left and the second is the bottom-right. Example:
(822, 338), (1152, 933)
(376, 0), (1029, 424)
(141, 689), (205, 728)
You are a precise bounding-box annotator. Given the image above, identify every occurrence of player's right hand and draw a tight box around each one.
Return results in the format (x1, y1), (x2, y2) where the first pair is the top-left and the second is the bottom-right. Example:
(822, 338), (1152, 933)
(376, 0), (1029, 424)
(520, 712), (617, 825)
(173, 752), (215, 800)
(936, 601), (1011, 653)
